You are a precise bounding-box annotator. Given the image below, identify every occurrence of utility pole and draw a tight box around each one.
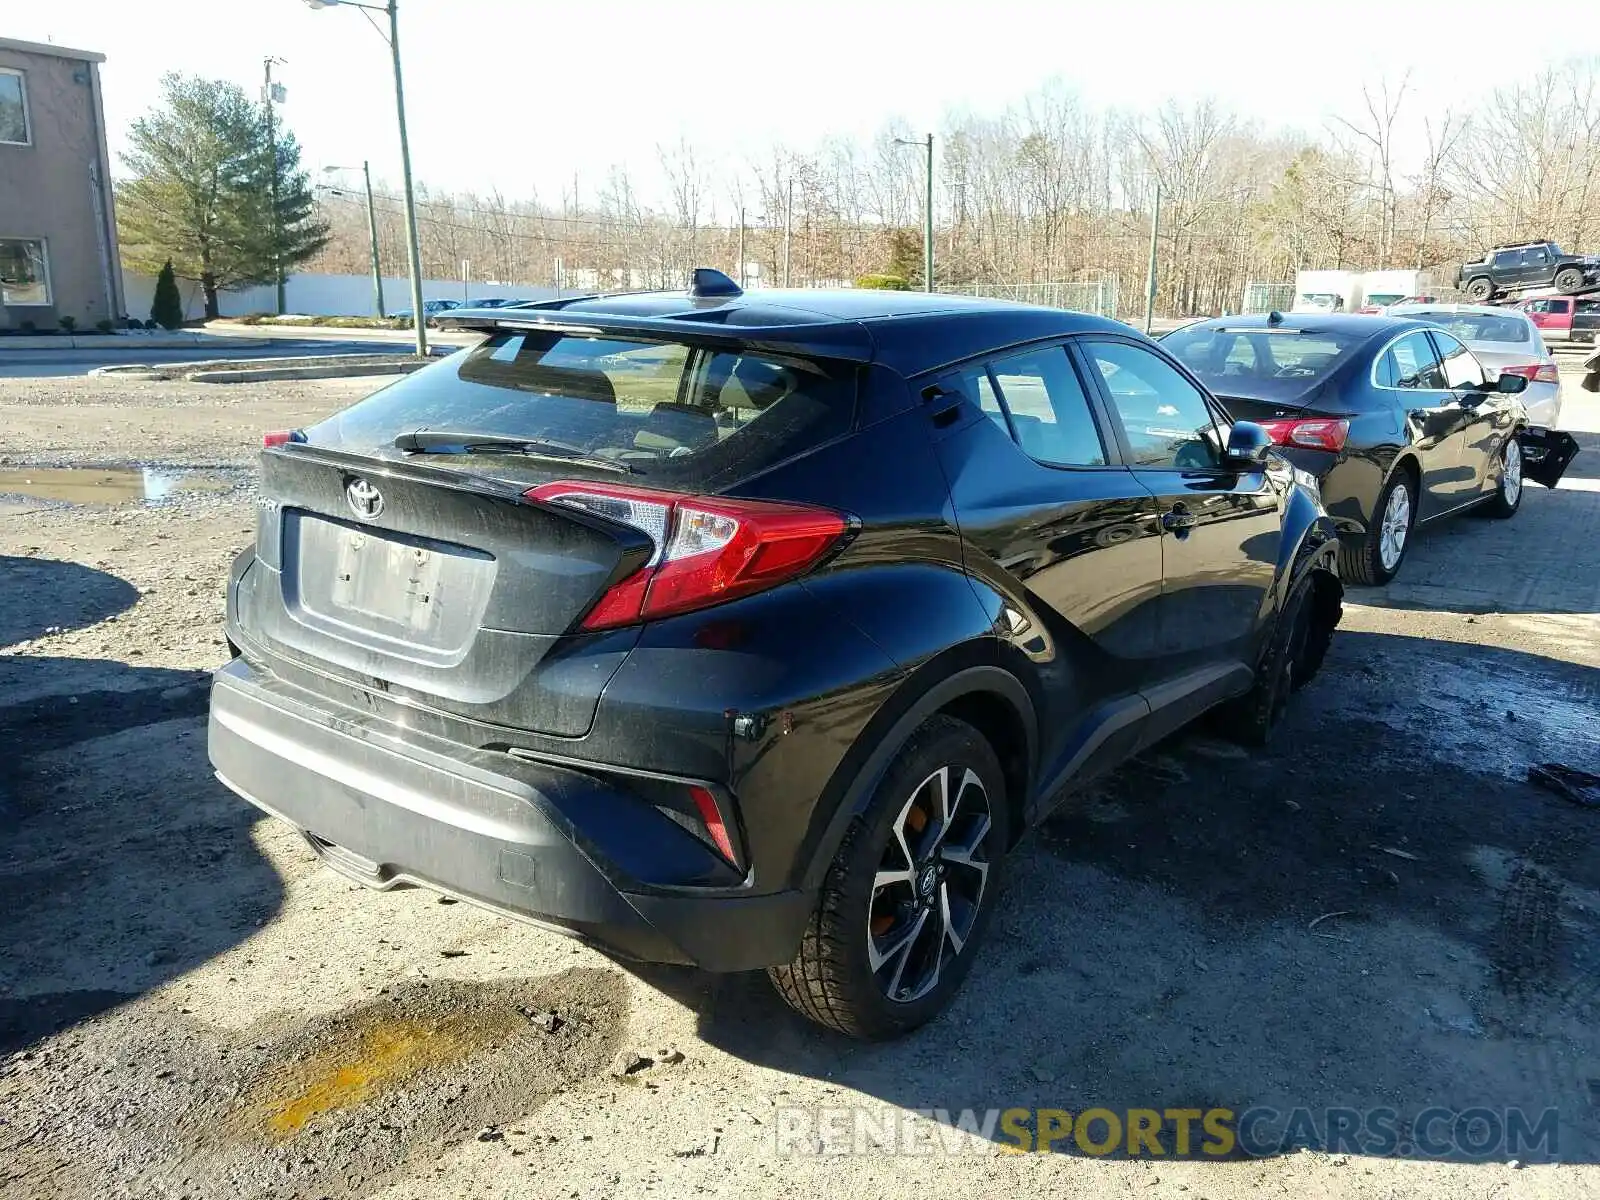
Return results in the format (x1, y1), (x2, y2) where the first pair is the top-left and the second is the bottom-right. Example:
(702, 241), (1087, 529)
(923, 133), (934, 293)
(262, 57), (287, 314)
(893, 133), (936, 291)
(782, 177), (793, 288)
(736, 206), (745, 290)
(1143, 180), (1162, 335)
(361, 161), (383, 318)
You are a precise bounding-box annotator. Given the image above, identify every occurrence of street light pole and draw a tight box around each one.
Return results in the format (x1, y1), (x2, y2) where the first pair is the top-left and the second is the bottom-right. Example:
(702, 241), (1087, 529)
(894, 133), (935, 292)
(303, 0), (426, 355)
(1143, 180), (1162, 335)
(362, 161), (384, 318)
(262, 57), (287, 314)
(386, 0), (426, 356)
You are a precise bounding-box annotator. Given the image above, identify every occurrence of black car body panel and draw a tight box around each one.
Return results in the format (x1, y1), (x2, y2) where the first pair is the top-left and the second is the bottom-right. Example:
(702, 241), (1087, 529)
(212, 286), (1342, 976)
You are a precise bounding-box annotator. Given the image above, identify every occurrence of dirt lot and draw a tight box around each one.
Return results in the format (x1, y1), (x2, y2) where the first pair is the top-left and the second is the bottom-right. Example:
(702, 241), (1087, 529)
(2, 361), (1600, 1199)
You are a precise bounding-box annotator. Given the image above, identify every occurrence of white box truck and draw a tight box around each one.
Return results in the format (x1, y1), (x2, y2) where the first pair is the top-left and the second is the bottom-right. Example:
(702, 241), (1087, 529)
(1356, 269), (1437, 313)
(1292, 270), (1364, 314)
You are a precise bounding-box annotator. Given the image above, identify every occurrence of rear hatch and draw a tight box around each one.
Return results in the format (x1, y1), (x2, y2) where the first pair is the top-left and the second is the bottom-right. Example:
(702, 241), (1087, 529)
(235, 326), (858, 737)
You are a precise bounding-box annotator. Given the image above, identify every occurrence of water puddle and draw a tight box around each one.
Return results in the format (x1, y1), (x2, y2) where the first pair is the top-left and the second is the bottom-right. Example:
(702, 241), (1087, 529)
(0, 465), (233, 505)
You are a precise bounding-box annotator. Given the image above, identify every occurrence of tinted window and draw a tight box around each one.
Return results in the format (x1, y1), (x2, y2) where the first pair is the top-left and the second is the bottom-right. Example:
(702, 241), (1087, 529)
(1087, 340), (1221, 469)
(310, 331), (856, 490)
(1377, 332), (1446, 389)
(1493, 250), (1520, 268)
(1163, 325), (1364, 399)
(1403, 310), (1530, 345)
(988, 347), (1106, 467)
(956, 363), (1010, 437)
(1431, 332), (1484, 389)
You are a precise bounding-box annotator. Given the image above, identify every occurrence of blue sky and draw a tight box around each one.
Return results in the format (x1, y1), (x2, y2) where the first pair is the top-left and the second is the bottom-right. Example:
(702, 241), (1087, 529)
(13, 0), (1600, 205)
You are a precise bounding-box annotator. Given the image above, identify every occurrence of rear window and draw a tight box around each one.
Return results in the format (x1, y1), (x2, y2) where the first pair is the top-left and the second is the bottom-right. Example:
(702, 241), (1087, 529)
(308, 331), (857, 490)
(1403, 311), (1530, 344)
(1162, 326), (1365, 397)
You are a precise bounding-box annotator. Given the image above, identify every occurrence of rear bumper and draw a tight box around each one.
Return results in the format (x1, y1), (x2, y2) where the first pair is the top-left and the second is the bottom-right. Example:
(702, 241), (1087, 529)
(207, 658), (814, 971)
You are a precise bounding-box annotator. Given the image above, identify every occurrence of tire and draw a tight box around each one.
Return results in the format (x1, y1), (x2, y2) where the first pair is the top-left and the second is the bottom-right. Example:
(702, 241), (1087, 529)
(769, 715), (1010, 1040)
(1336, 469), (1416, 586)
(1478, 435), (1525, 519)
(1213, 567), (1340, 746)
(1554, 267), (1585, 295)
(1464, 276), (1494, 302)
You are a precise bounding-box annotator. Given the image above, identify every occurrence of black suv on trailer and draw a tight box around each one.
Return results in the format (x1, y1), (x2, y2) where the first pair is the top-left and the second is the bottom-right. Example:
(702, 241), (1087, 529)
(209, 273), (1343, 1038)
(1456, 240), (1600, 301)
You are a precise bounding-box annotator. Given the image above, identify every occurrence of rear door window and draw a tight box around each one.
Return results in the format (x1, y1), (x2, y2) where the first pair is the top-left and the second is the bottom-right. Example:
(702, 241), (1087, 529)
(987, 347), (1107, 467)
(1377, 332), (1447, 389)
(310, 331), (858, 490)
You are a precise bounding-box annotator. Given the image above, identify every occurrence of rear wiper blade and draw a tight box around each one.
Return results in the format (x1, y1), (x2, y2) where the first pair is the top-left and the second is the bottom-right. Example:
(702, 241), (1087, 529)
(393, 429), (633, 474)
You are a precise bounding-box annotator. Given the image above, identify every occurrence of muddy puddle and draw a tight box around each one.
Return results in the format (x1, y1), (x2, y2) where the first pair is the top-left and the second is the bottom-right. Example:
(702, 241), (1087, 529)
(0, 465), (236, 506)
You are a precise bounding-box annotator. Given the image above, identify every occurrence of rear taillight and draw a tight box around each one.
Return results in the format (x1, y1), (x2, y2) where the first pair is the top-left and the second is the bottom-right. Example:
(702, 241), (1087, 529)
(525, 481), (850, 630)
(262, 429), (307, 447)
(1500, 363), (1561, 385)
(1258, 417), (1350, 453)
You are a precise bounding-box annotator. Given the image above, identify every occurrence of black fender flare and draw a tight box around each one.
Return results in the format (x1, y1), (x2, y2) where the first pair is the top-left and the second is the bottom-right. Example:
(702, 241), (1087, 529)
(797, 659), (1036, 891)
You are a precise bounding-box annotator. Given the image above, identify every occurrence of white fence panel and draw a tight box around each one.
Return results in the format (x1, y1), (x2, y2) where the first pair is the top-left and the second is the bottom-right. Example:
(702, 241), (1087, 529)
(119, 270), (562, 321)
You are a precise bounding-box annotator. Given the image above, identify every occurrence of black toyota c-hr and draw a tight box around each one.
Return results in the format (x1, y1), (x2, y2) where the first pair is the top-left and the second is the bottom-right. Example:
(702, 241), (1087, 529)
(209, 272), (1344, 1039)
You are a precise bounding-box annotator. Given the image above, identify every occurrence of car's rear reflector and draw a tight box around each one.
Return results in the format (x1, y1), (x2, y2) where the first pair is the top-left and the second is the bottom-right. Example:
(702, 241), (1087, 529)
(689, 784), (737, 863)
(525, 481), (850, 629)
(1258, 417), (1350, 453)
(1500, 363), (1562, 385)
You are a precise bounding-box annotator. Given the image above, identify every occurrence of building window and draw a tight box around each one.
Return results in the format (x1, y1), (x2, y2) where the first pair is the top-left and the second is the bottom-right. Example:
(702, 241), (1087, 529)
(0, 239), (50, 306)
(0, 69), (28, 145)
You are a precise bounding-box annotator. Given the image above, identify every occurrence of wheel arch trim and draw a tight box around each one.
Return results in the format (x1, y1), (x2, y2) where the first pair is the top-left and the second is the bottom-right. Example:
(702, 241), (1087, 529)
(797, 661), (1037, 892)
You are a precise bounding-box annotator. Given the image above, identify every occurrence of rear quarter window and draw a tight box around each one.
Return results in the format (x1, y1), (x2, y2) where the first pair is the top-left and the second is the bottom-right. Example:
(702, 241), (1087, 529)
(309, 331), (859, 491)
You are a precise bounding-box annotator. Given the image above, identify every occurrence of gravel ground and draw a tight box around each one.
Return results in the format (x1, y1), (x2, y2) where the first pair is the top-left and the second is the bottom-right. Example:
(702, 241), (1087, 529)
(3, 363), (1600, 1199)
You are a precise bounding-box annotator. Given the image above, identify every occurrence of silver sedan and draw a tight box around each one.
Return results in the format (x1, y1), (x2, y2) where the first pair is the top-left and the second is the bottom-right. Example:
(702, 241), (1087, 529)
(1387, 302), (1563, 427)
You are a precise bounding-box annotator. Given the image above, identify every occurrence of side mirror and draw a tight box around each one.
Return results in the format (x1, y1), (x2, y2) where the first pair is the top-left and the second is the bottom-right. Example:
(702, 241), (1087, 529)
(1223, 421), (1273, 467)
(1495, 372), (1529, 395)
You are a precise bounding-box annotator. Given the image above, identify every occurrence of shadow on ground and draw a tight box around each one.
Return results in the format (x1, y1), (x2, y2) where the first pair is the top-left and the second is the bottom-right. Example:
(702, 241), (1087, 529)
(0, 557), (282, 1057)
(0, 554), (139, 646)
(650, 629), (1600, 1165)
(1351, 431), (1600, 615)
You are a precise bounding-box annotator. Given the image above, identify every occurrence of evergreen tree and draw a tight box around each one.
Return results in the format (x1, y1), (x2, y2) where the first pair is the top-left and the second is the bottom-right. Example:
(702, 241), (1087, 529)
(116, 73), (329, 319)
(150, 260), (183, 329)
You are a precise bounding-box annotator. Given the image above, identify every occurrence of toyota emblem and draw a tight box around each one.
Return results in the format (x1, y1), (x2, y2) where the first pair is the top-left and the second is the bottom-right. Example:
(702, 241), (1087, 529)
(346, 477), (384, 520)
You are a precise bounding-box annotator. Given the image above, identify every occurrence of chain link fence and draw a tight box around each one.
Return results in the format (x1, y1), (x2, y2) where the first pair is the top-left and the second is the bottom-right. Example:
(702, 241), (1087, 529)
(1241, 282), (1295, 314)
(949, 277), (1121, 318)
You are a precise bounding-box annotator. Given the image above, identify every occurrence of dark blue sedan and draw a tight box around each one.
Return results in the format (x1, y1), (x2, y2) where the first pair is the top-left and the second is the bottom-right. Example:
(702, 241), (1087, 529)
(1163, 313), (1578, 584)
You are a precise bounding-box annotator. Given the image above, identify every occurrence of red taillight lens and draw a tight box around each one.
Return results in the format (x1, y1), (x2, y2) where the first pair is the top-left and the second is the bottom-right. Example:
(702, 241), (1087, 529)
(1258, 417), (1349, 453)
(1500, 363), (1561, 385)
(262, 429), (306, 447)
(525, 481), (850, 630)
(689, 785), (737, 863)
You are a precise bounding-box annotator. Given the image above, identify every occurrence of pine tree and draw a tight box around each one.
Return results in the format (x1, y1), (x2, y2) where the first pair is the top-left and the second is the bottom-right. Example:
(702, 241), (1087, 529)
(150, 260), (183, 329)
(116, 73), (329, 319)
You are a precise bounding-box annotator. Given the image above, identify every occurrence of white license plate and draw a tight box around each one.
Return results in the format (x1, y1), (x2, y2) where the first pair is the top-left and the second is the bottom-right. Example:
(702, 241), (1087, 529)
(330, 531), (445, 631)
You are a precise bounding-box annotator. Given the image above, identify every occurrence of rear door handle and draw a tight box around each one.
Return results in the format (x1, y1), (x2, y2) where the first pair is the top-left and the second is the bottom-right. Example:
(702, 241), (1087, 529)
(1162, 507), (1198, 531)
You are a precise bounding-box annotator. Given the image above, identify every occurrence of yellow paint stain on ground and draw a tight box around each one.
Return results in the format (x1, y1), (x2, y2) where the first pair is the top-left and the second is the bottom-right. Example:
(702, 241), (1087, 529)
(247, 1005), (526, 1141)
